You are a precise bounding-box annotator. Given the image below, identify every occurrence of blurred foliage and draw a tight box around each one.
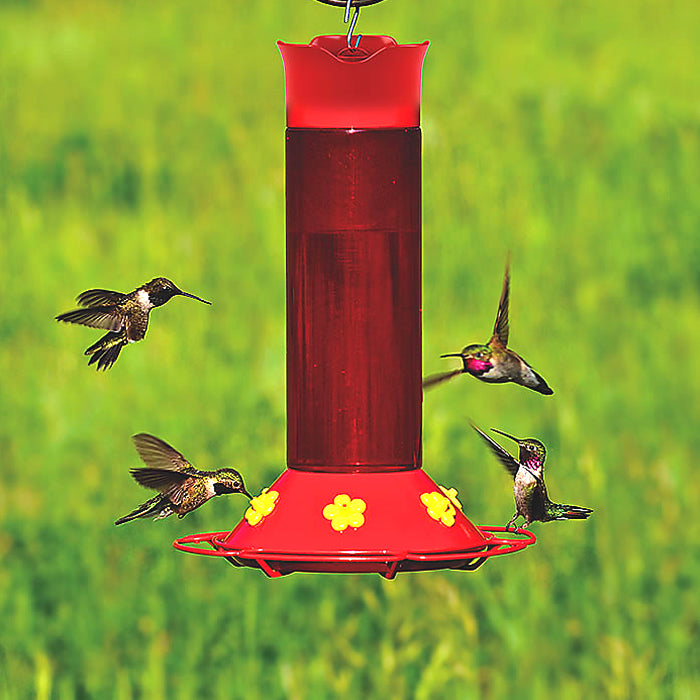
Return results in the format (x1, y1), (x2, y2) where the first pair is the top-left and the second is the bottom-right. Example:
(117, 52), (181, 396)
(1, 0), (699, 697)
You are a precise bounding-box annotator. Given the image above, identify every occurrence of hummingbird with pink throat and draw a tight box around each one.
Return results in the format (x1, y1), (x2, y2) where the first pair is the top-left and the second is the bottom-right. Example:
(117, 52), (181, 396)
(424, 256), (553, 395)
(472, 423), (592, 531)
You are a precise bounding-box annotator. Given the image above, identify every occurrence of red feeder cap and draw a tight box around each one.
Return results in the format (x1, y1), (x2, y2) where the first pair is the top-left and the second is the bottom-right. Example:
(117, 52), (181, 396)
(278, 35), (429, 128)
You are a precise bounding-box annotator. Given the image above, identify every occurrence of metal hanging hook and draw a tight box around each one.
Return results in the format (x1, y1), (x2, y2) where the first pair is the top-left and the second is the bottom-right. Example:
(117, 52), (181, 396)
(314, 0), (386, 7)
(314, 0), (388, 48)
(344, 0), (362, 49)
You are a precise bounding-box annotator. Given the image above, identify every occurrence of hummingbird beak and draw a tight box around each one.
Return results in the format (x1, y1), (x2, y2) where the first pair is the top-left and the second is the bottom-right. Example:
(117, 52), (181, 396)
(440, 353), (463, 359)
(491, 428), (522, 443)
(241, 487), (252, 499)
(179, 290), (212, 305)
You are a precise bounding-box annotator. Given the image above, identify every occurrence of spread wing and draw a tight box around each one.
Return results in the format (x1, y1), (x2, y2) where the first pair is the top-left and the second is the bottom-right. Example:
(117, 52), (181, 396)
(132, 433), (192, 471)
(76, 289), (127, 307)
(129, 467), (190, 494)
(422, 369), (462, 389)
(490, 254), (510, 348)
(55, 306), (125, 332)
(471, 421), (519, 479)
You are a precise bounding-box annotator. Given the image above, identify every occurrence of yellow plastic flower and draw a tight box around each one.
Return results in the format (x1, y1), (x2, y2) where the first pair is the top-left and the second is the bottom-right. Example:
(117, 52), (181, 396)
(322, 494), (366, 532)
(420, 491), (456, 527)
(439, 485), (463, 511)
(245, 488), (279, 526)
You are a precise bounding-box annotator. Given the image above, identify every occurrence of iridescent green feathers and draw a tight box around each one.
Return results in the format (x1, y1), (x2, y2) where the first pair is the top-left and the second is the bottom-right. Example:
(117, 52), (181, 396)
(472, 422), (592, 528)
(115, 434), (250, 525)
(424, 256), (553, 395)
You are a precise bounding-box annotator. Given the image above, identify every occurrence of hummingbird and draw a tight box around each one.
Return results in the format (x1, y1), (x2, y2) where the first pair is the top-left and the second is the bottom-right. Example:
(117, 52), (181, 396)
(423, 257), (553, 395)
(471, 422), (592, 531)
(115, 433), (251, 525)
(56, 277), (211, 370)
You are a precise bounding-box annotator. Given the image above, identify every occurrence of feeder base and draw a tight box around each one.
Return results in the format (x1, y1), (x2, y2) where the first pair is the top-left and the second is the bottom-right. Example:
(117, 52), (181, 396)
(173, 468), (536, 578)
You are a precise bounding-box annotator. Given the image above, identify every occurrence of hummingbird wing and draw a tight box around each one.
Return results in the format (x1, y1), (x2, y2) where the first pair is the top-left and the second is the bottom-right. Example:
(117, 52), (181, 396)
(471, 422), (520, 479)
(55, 306), (125, 332)
(129, 473), (205, 509)
(528, 478), (553, 521)
(128, 468), (198, 509)
(132, 433), (193, 471)
(129, 467), (191, 492)
(490, 255), (510, 348)
(76, 289), (127, 307)
(422, 369), (463, 389)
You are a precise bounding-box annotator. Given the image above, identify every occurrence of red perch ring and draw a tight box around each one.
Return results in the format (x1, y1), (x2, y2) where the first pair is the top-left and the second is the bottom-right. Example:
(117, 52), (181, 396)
(173, 470), (536, 579)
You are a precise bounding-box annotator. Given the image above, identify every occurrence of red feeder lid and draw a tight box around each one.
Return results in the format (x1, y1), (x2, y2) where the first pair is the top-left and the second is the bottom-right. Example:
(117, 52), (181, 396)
(278, 36), (429, 128)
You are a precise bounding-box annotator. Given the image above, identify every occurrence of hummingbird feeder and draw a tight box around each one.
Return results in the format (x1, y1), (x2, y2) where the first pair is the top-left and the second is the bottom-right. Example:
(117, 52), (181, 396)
(174, 0), (536, 578)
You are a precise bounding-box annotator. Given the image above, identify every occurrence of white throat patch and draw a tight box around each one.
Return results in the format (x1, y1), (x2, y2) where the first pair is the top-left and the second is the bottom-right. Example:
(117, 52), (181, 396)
(136, 289), (153, 308)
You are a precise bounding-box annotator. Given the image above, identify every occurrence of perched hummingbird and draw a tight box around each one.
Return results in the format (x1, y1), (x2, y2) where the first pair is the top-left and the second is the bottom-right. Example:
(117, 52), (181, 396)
(56, 277), (211, 370)
(423, 257), (553, 395)
(115, 433), (251, 525)
(471, 423), (592, 531)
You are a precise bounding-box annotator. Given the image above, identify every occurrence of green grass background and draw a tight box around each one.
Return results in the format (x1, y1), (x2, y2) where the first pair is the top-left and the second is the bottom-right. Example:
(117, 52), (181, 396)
(1, 0), (698, 697)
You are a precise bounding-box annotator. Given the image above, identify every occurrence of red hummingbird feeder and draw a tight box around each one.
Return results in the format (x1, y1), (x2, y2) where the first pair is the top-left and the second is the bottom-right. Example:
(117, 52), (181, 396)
(174, 3), (535, 578)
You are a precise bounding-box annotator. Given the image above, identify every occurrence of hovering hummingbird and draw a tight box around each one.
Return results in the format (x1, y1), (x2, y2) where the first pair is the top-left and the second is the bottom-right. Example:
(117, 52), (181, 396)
(423, 257), (553, 395)
(115, 433), (251, 525)
(471, 423), (592, 531)
(56, 277), (211, 370)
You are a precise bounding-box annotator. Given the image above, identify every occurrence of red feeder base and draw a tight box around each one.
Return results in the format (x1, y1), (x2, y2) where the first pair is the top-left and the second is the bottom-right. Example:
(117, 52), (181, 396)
(173, 468), (536, 578)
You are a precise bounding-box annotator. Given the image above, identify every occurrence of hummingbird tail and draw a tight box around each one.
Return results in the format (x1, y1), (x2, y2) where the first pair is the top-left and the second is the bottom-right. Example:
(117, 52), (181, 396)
(114, 510), (142, 525)
(85, 331), (127, 371)
(551, 504), (593, 521)
(529, 369), (554, 396)
(115, 495), (172, 525)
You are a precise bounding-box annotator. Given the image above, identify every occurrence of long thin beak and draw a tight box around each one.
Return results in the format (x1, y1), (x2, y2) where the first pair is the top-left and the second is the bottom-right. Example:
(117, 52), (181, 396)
(179, 290), (212, 305)
(241, 487), (252, 499)
(491, 428), (522, 443)
(440, 353), (463, 359)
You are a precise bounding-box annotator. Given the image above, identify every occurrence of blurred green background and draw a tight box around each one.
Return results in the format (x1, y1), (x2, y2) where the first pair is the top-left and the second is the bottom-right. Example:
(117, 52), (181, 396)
(1, 0), (698, 697)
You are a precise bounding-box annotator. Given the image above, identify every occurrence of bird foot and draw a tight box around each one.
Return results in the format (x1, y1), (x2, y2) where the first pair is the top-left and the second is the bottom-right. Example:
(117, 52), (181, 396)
(505, 515), (521, 533)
